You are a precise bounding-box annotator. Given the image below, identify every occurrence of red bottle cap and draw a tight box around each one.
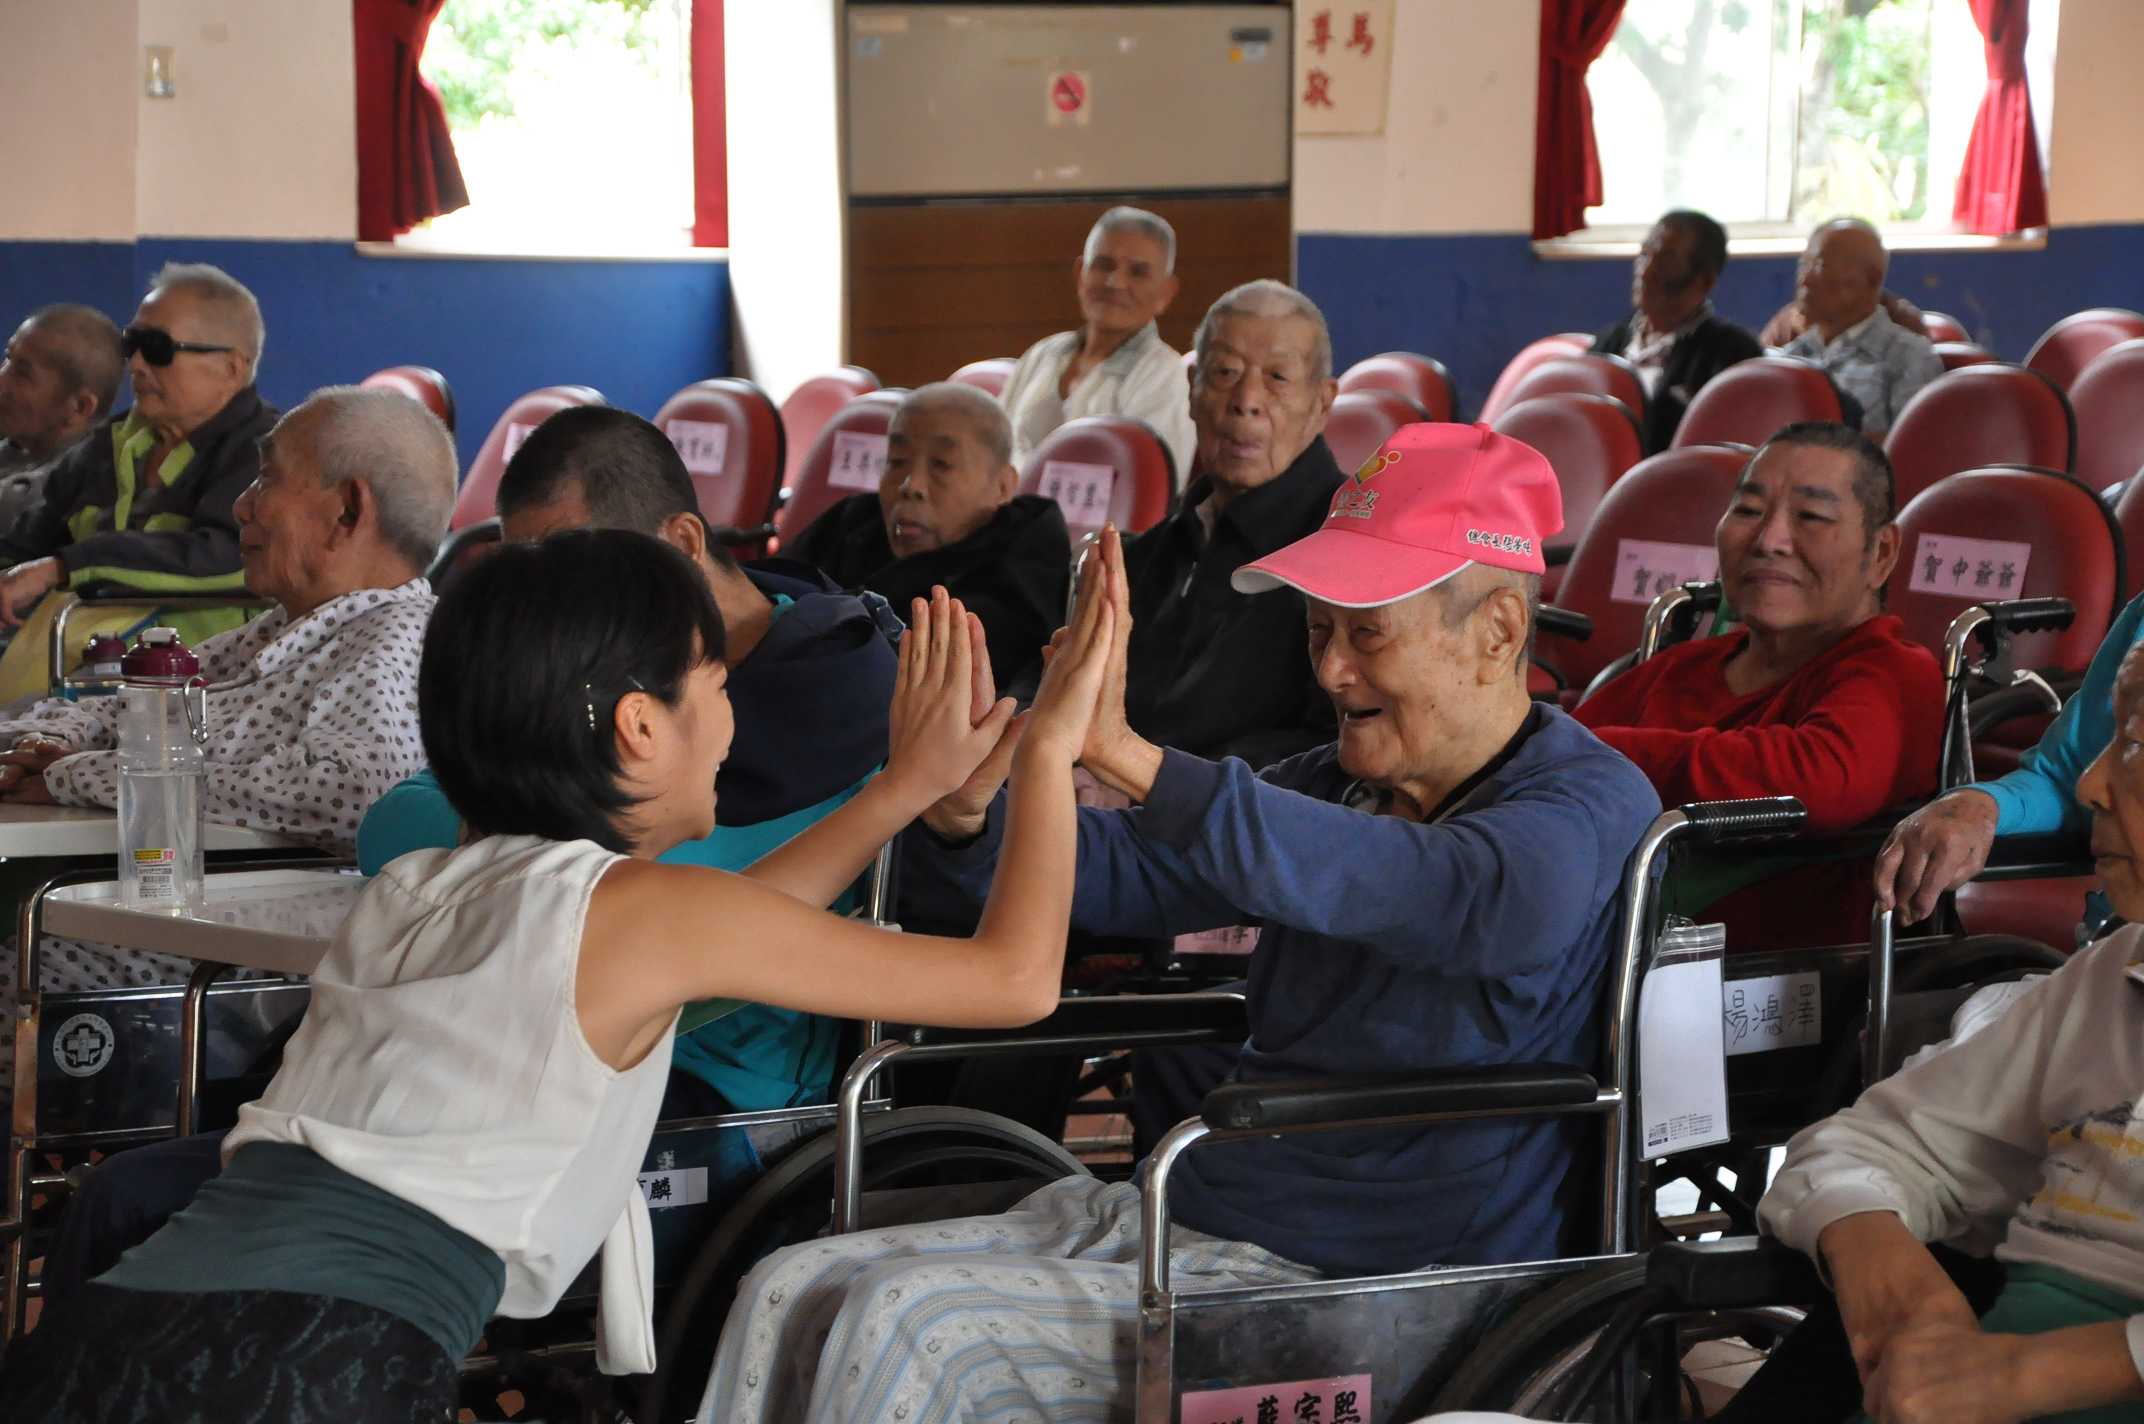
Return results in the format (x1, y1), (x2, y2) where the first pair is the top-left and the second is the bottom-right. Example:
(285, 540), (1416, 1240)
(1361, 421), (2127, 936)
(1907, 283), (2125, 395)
(120, 627), (201, 681)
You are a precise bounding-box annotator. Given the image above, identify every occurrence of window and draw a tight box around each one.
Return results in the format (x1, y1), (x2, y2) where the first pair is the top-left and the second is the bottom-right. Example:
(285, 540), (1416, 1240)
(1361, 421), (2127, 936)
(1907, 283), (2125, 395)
(407, 0), (696, 255)
(1582, 0), (2058, 238)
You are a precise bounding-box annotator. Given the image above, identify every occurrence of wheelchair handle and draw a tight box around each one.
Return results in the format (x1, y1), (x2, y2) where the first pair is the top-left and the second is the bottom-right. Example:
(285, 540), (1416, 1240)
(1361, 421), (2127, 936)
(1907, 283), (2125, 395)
(1675, 796), (1808, 843)
(1536, 606), (1592, 643)
(1975, 596), (2073, 636)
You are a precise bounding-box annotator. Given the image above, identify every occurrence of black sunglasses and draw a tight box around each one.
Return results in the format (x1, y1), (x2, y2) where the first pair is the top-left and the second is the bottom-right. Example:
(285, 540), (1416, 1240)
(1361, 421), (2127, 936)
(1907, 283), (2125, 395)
(121, 325), (235, 367)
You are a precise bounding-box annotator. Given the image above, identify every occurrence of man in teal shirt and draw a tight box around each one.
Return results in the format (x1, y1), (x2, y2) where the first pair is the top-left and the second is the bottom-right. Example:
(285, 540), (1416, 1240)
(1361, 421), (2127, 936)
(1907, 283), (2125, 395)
(1875, 591), (2144, 926)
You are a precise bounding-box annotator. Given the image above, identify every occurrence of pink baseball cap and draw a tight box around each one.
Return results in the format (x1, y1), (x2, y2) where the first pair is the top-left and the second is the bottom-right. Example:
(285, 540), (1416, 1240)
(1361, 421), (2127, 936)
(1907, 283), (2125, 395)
(1232, 423), (1564, 608)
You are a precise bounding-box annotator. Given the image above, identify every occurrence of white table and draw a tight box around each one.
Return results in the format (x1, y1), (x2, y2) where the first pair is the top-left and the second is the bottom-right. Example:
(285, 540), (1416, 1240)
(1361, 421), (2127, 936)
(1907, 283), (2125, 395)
(0, 804), (296, 860)
(42, 868), (363, 977)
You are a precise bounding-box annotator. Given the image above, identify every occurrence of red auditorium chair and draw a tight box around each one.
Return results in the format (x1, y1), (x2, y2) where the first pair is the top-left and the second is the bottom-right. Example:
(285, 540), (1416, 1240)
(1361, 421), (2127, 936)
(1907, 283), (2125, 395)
(1538, 443), (1751, 703)
(1888, 464), (2120, 692)
(1477, 333), (1593, 425)
(359, 365), (456, 433)
(651, 378), (785, 540)
(773, 389), (904, 543)
(1489, 394), (1642, 566)
(949, 358), (1017, 397)
(1336, 352), (1457, 423)
(1501, 353), (1647, 428)
(2023, 307), (2144, 391)
(1934, 341), (1998, 371)
(2068, 339), (2144, 497)
(1886, 466), (2125, 950)
(1322, 388), (1430, 474)
(779, 366), (880, 493)
(1017, 416), (1175, 540)
(449, 384), (606, 530)
(1884, 364), (2075, 508)
(1668, 355), (1843, 450)
(1921, 311), (1970, 344)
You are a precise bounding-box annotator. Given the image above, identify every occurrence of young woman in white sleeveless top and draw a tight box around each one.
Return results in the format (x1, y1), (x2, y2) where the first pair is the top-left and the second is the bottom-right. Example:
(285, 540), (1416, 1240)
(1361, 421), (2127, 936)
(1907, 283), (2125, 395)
(1, 527), (1116, 1422)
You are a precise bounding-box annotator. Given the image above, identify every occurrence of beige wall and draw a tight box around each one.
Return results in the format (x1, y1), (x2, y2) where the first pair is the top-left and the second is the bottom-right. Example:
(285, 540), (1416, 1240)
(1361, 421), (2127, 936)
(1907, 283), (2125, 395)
(2045, 0), (2144, 226)
(134, 0), (355, 238)
(0, 0), (140, 240)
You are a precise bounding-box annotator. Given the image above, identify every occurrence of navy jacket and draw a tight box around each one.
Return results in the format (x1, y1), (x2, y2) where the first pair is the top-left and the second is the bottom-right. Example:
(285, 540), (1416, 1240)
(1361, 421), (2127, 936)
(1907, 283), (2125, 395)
(718, 559), (901, 826)
(907, 704), (1660, 1276)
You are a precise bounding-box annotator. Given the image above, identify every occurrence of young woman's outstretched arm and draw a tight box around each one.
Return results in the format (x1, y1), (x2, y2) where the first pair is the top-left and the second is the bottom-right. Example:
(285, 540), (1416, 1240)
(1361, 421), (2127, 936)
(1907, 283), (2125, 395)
(576, 563), (1116, 1069)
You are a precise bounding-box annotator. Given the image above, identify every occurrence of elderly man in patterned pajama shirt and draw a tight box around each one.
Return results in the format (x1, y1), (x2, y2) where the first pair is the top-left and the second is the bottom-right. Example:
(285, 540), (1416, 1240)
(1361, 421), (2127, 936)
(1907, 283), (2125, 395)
(0, 384), (455, 1104)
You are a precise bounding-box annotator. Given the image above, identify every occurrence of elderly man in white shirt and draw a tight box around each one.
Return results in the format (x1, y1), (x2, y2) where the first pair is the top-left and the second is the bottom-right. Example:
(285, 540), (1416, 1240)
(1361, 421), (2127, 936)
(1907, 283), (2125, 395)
(0, 384), (453, 1102)
(999, 205), (1199, 486)
(1778, 219), (1945, 437)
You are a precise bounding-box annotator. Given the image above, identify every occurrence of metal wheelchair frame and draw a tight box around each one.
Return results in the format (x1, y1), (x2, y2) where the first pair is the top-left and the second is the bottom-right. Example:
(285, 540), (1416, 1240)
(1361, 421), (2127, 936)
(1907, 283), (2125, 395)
(820, 798), (1809, 1422)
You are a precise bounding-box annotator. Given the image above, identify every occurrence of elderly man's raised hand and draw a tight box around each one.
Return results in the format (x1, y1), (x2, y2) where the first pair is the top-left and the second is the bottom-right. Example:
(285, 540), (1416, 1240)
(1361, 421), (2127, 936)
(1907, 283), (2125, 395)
(1023, 535), (1118, 766)
(885, 588), (1017, 809)
(1873, 790), (2001, 925)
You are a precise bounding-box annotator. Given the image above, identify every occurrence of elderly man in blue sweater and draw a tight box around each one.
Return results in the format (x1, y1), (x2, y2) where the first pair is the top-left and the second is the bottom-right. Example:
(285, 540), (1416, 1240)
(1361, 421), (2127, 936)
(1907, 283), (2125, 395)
(697, 423), (1662, 1424)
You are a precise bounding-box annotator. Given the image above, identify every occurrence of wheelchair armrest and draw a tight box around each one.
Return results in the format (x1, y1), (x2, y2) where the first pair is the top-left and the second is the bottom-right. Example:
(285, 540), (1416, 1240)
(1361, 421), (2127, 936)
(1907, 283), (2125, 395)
(1201, 1063), (1599, 1132)
(1536, 605), (1592, 642)
(899, 991), (1249, 1054)
(1646, 1237), (1827, 1309)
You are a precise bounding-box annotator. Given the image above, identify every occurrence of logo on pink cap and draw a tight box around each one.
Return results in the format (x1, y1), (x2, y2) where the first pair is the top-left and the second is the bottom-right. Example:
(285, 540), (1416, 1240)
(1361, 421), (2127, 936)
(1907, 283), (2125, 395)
(1331, 449), (1400, 521)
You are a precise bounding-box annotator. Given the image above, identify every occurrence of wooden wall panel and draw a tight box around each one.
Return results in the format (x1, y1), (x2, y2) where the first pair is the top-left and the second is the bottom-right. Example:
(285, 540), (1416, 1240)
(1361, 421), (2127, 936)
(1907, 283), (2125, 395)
(846, 195), (1291, 390)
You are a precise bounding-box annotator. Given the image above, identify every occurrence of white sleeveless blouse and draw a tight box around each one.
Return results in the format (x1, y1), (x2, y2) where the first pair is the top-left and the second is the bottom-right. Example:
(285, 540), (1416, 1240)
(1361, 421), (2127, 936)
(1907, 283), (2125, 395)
(227, 835), (677, 1371)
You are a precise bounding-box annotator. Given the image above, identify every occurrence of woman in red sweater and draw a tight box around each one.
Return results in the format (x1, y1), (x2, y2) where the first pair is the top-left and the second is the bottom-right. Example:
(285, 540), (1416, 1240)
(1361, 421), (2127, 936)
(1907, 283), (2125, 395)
(1576, 422), (1944, 950)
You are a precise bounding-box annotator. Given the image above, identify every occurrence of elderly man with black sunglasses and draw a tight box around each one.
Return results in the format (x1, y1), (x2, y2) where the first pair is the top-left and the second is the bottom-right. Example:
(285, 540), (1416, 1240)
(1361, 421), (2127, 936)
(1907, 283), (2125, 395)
(0, 262), (276, 701)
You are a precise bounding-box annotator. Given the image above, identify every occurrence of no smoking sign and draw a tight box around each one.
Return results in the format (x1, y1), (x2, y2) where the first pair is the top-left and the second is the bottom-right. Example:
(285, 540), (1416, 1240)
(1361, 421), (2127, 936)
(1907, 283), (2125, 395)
(1046, 69), (1090, 127)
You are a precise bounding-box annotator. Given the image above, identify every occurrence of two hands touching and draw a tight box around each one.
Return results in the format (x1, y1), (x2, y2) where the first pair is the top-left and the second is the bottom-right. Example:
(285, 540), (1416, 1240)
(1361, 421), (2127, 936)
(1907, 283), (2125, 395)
(0, 733), (67, 804)
(888, 527), (1160, 842)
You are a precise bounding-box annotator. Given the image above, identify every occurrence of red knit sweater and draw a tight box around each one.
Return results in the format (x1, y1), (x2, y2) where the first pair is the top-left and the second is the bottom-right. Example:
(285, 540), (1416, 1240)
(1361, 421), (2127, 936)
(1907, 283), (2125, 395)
(1575, 614), (1944, 950)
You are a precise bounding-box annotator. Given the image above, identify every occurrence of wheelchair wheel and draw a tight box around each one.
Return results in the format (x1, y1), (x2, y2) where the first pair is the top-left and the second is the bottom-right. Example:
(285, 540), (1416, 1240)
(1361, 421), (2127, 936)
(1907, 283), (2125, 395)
(637, 1105), (1086, 1424)
(1426, 1261), (1649, 1416)
(1430, 1259), (1804, 1421)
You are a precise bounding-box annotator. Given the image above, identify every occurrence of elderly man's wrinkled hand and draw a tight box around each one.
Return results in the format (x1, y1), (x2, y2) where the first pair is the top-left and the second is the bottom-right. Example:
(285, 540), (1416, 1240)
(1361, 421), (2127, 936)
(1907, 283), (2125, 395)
(0, 736), (68, 803)
(1863, 1319), (2026, 1424)
(1025, 534), (1117, 767)
(1873, 790), (2001, 925)
(0, 557), (63, 628)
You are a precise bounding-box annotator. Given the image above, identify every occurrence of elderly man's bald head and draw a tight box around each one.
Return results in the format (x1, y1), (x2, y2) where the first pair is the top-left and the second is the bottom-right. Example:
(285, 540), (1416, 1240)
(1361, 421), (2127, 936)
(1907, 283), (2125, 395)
(881, 382), (1019, 558)
(276, 386), (457, 569)
(0, 305), (123, 459)
(895, 382), (1014, 466)
(1796, 219), (1890, 338)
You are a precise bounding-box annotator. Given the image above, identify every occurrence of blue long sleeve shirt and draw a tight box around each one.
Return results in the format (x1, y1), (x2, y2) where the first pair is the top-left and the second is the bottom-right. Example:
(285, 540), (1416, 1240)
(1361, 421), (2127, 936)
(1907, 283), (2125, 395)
(1969, 592), (2144, 838)
(906, 704), (1661, 1276)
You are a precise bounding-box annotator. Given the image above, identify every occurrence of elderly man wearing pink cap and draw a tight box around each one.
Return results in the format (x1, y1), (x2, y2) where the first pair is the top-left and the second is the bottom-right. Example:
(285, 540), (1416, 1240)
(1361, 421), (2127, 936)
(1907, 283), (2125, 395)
(699, 423), (1663, 1424)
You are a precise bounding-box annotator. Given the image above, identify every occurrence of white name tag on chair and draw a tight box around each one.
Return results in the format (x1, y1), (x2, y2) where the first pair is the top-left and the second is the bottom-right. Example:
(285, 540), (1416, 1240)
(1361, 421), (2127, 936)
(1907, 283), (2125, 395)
(1611, 540), (1718, 606)
(1638, 923), (1730, 1158)
(1039, 460), (1117, 527)
(500, 421), (537, 462)
(1722, 970), (1821, 1056)
(665, 419), (730, 477)
(829, 431), (889, 491)
(1906, 534), (2032, 598)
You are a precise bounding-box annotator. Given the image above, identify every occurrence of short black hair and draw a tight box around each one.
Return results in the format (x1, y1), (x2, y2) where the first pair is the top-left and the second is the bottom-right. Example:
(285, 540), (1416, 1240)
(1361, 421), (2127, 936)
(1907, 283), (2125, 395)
(420, 528), (726, 853)
(1751, 420), (1897, 542)
(1658, 210), (1730, 282)
(495, 406), (737, 569)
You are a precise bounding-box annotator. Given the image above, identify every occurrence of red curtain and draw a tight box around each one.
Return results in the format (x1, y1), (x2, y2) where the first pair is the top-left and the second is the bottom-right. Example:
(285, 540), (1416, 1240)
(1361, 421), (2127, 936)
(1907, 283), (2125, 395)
(1953, 0), (2048, 235)
(353, 0), (469, 242)
(1533, 0), (1628, 240)
(691, 0), (728, 247)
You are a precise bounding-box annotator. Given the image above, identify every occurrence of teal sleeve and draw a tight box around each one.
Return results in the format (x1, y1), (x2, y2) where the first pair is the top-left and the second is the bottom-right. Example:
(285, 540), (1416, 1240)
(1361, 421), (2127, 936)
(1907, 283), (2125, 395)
(1969, 593), (2144, 839)
(355, 769), (463, 875)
